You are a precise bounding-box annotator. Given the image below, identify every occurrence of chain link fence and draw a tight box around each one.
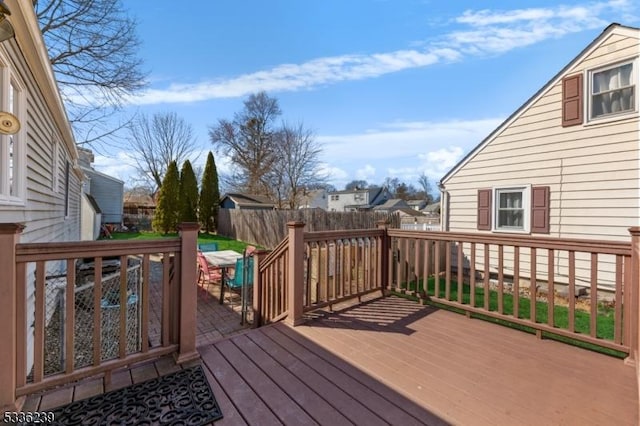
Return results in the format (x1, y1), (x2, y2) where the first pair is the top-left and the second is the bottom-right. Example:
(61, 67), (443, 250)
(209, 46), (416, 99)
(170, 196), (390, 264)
(36, 257), (143, 378)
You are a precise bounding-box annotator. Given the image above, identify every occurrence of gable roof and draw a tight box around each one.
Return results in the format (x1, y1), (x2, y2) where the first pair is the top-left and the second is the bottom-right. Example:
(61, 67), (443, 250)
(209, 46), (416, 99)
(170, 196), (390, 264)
(329, 187), (381, 197)
(440, 23), (640, 185)
(421, 203), (441, 213)
(373, 198), (410, 211)
(396, 208), (425, 217)
(222, 193), (276, 208)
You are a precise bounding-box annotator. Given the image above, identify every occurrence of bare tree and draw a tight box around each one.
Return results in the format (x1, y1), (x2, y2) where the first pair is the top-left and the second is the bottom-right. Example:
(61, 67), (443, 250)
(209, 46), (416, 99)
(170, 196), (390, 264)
(417, 173), (434, 203)
(209, 92), (282, 195)
(127, 112), (198, 194)
(35, 0), (146, 146)
(344, 180), (369, 190)
(268, 122), (324, 208)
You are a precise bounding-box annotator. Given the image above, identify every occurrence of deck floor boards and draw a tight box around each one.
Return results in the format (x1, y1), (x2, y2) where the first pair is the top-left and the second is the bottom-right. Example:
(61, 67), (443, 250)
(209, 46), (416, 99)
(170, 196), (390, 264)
(202, 296), (638, 426)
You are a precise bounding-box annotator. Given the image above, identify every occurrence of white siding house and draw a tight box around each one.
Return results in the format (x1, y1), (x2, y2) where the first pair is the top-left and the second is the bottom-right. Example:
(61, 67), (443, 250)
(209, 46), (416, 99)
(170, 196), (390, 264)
(0, 0), (83, 243)
(439, 24), (639, 290)
(0, 0), (85, 378)
(78, 148), (124, 225)
(327, 187), (392, 211)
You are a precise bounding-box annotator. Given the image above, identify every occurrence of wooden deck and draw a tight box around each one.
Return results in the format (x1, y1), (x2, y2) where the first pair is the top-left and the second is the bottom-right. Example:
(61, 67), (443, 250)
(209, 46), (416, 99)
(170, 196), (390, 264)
(202, 296), (638, 426)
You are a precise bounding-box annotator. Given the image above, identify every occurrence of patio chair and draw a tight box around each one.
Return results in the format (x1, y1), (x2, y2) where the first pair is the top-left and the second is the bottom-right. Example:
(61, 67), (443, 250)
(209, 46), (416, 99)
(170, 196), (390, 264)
(197, 251), (222, 300)
(198, 242), (219, 252)
(221, 255), (254, 307)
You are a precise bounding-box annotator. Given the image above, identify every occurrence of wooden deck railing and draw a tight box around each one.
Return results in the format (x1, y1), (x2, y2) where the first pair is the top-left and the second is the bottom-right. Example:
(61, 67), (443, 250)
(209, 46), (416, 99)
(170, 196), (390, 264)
(387, 229), (637, 356)
(302, 228), (385, 312)
(253, 237), (289, 326)
(0, 223), (200, 410)
(252, 222), (638, 367)
(254, 221), (389, 327)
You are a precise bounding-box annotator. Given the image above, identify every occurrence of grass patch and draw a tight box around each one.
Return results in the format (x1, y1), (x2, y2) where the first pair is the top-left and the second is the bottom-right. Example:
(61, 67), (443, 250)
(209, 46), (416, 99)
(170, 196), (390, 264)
(393, 276), (625, 358)
(106, 231), (255, 253)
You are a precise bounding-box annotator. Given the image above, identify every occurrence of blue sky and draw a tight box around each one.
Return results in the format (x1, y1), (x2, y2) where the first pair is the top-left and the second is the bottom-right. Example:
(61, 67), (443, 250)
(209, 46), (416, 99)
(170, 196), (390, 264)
(92, 0), (639, 191)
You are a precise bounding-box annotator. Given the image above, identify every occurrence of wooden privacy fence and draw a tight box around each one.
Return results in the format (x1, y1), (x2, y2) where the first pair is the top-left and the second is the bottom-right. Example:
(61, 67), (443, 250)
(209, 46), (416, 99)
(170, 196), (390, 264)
(252, 222), (640, 363)
(218, 208), (399, 249)
(0, 223), (200, 409)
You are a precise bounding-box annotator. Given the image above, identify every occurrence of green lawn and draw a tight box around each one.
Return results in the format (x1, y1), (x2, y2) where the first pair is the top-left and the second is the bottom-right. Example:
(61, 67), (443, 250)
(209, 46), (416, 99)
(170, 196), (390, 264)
(106, 231), (255, 253)
(395, 276), (624, 358)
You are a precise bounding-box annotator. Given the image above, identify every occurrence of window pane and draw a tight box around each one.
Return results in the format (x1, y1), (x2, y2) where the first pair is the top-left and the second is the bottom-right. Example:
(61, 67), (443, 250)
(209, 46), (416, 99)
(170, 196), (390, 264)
(8, 84), (14, 196)
(499, 192), (522, 208)
(593, 63), (633, 93)
(591, 63), (635, 119)
(498, 210), (524, 228)
(592, 87), (635, 117)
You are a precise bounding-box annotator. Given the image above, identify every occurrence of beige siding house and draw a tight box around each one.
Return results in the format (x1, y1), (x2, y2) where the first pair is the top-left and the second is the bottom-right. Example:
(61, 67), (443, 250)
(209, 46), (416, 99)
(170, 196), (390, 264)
(439, 24), (639, 290)
(0, 0), (83, 243)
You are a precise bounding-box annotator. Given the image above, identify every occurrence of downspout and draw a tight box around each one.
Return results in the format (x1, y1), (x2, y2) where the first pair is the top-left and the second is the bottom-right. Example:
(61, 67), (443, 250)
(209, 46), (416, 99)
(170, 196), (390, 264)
(437, 181), (448, 231)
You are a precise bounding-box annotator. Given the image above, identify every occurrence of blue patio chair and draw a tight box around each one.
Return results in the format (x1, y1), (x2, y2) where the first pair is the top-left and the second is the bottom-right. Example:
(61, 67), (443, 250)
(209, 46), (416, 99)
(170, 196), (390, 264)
(221, 255), (254, 309)
(198, 242), (219, 252)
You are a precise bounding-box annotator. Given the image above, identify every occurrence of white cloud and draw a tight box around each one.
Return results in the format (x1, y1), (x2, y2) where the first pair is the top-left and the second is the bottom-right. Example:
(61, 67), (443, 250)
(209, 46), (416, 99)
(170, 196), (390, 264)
(318, 163), (349, 188)
(356, 164), (376, 180)
(418, 146), (465, 180)
(93, 152), (137, 184)
(386, 146), (464, 183)
(105, 0), (630, 106)
(318, 118), (501, 161)
(319, 118), (501, 187)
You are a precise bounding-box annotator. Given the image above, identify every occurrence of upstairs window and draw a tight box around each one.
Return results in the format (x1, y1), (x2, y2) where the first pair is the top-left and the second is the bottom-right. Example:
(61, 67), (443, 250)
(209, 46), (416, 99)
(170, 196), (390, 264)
(590, 61), (635, 120)
(330, 195), (339, 201)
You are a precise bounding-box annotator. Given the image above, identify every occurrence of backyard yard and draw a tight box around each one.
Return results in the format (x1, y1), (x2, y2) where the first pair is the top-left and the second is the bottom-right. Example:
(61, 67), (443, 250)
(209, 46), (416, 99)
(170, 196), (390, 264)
(394, 276), (625, 357)
(106, 231), (257, 253)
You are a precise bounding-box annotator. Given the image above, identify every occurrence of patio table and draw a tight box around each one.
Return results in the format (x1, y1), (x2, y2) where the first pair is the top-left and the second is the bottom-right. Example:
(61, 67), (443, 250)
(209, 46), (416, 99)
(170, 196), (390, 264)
(202, 250), (243, 302)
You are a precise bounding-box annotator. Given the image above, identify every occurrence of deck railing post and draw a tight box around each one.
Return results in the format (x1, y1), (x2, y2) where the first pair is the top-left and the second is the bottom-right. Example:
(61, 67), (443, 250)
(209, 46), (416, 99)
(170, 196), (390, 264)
(376, 220), (390, 295)
(252, 250), (268, 328)
(286, 221), (305, 326)
(175, 222), (200, 363)
(0, 223), (24, 411)
(627, 228), (640, 372)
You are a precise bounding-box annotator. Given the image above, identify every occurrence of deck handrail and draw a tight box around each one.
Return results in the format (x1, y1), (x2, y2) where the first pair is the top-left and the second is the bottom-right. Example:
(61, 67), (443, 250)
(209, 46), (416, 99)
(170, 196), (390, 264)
(258, 223), (638, 364)
(16, 238), (182, 261)
(253, 236), (290, 326)
(1, 223), (199, 409)
(387, 229), (636, 357)
(387, 229), (631, 256)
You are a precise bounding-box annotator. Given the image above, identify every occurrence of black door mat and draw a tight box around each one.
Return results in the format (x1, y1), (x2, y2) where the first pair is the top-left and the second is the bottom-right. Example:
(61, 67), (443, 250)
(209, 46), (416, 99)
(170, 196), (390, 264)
(45, 365), (223, 425)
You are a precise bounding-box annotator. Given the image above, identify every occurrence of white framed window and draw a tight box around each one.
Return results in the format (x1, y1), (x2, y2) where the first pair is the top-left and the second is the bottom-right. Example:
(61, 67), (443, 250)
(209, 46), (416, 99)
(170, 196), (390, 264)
(0, 64), (26, 205)
(64, 160), (70, 218)
(493, 186), (530, 233)
(588, 60), (636, 121)
(330, 195), (339, 201)
(51, 139), (59, 192)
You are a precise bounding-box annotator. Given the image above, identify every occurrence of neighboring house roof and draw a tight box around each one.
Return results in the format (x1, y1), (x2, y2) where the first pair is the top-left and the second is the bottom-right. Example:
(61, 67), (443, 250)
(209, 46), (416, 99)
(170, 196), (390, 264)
(395, 208), (425, 217)
(222, 193), (276, 208)
(421, 203), (441, 214)
(84, 193), (102, 214)
(407, 200), (427, 208)
(123, 192), (156, 207)
(373, 199), (410, 211)
(440, 23), (640, 185)
(81, 166), (124, 185)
